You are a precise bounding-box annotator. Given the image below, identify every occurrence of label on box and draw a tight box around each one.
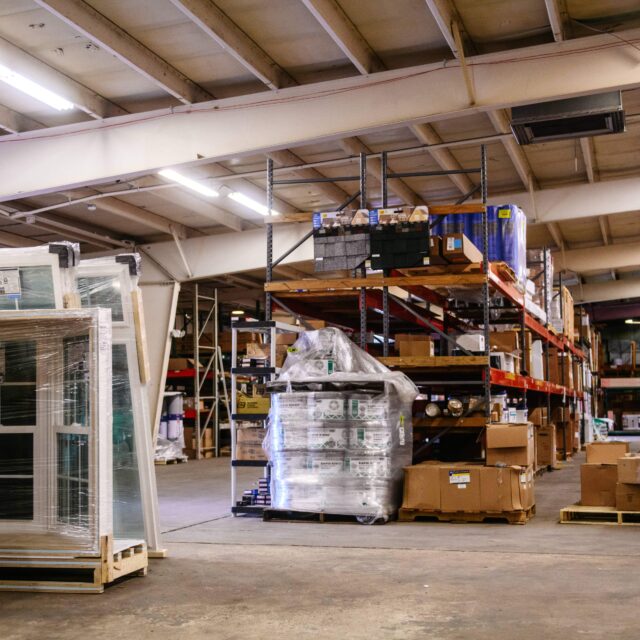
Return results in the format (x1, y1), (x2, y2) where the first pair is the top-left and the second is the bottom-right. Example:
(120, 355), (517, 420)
(498, 208), (511, 219)
(446, 237), (462, 251)
(0, 269), (21, 299)
(457, 484), (467, 489)
(449, 471), (471, 484)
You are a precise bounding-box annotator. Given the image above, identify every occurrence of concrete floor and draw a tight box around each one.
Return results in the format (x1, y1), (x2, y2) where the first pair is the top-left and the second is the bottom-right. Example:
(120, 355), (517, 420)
(2, 450), (640, 639)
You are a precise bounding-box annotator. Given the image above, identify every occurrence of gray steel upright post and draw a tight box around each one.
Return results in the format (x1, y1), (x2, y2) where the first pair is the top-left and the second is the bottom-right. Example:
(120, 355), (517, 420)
(359, 152), (367, 350)
(381, 151), (390, 357)
(193, 282), (201, 459)
(481, 145), (491, 419)
(266, 158), (274, 321)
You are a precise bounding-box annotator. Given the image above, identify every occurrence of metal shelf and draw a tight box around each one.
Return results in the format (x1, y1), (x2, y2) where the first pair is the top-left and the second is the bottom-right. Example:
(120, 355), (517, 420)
(231, 460), (268, 467)
(231, 413), (268, 421)
(231, 366), (275, 376)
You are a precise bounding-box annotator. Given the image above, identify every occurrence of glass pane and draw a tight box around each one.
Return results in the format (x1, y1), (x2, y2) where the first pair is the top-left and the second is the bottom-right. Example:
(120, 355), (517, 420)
(0, 385), (36, 427)
(78, 276), (124, 322)
(63, 336), (90, 427)
(57, 433), (89, 529)
(2, 341), (36, 382)
(0, 478), (33, 520)
(0, 266), (56, 311)
(112, 344), (144, 539)
(0, 433), (33, 475)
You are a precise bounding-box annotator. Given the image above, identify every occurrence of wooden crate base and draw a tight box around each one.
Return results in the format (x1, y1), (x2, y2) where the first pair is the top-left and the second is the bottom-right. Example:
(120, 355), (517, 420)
(560, 504), (640, 526)
(398, 505), (536, 525)
(0, 537), (147, 594)
(263, 509), (390, 525)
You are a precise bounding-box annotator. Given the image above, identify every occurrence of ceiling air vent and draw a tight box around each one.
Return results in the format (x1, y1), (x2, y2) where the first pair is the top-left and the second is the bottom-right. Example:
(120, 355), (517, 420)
(510, 91), (625, 145)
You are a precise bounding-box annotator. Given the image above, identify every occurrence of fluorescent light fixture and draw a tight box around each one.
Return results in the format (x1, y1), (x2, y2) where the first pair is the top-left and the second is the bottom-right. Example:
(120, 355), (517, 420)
(0, 63), (74, 111)
(625, 319), (640, 325)
(231, 309), (245, 316)
(229, 191), (278, 216)
(158, 169), (219, 198)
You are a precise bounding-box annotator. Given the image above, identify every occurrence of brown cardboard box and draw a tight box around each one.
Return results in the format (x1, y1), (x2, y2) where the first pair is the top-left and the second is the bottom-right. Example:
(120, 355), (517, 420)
(306, 320), (327, 329)
(554, 422), (573, 456)
(395, 334), (434, 358)
(486, 423), (535, 467)
(236, 426), (265, 446)
(402, 461), (441, 510)
(617, 454), (640, 484)
(428, 236), (447, 265)
(615, 483), (640, 511)
(480, 466), (535, 512)
(442, 233), (483, 264)
(585, 441), (630, 464)
(529, 407), (547, 427)
(402, 462), (535, 513)
(581, 463), (617, 507)
(236, 443), (267, 461)
(545, 348), (560, 385)
(168, 357), (201, 370)
(558, 352), (573, 388)
(489, 330), (519, 354)
(536, 424), (556, 467)
(439, 464), (482, 511)
(236, 390), (271, 414)
(276, 332), (298, 346)
(246, 342), (269, 359)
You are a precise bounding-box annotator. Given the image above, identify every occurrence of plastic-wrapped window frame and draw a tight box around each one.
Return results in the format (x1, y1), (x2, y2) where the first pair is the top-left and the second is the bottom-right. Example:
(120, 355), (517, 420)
(0, 308), (112, 556)
(76, 255), (161, 552)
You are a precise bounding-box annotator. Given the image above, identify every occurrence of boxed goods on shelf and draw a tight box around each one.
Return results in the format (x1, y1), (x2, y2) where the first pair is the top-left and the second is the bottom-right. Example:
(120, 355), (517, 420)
(369, 221), (430, 270)
(486, 423), (535, 467)
(618, 454), (640, 484)
(237, 389), (271, 414)
(549, 286), (574, 338)
(236, 427), (268, 461)
(395, 333), (434, 357)
(442, 233), (483, 264)
(529, 407), (547, 427)
(266, 328), (417, 520)
(535, 424), (557, 468)
(581, 463), (617, 507)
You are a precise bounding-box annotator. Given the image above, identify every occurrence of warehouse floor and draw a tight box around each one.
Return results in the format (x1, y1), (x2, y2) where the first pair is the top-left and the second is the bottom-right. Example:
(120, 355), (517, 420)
(3, 447), (640, 640)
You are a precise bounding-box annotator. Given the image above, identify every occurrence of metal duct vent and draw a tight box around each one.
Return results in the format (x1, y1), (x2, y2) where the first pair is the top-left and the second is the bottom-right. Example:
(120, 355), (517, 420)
(510, 91), (625, 145)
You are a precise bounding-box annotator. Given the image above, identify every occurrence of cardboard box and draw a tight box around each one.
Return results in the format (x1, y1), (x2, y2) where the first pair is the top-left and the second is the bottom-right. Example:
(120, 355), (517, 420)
(402, 461), (441, 511)
(585, 441), (630, 464)
(581, 463), (617, 507)
(402, 462), (534, 513)
(536, 424), (556, 467)
(276, 332), (299, 346)
(395, 334), (434, 358)
(236, 426), (265, 446)
(428, 236), (447, 265)
(489, 330), (519, 354)
(617, 454), (640, 484)
(529, 407), (547, 427)
(168, 357), (201, 370)
(616, 483), (640, 511)
(236, 390), (271, 414)
(236, 443), (267, 461)
(442, 233), (483, 264)
(246, 342), (269, 359)
(486, 423), (535, 467)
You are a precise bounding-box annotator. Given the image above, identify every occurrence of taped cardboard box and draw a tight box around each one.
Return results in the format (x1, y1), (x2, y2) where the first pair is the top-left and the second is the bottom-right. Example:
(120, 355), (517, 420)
(615, 483), (640, 511)
(585, 441), (630, 464)
(395, 334), (434, 358)
(535, 424), (556, 467)
(236, 426), (266, 446)
(236, 390), (271, 414)
(486, 423), (535, 467)
(580, 463), (617, 507)
(442, 233), (483, 264)
(529, 407), (547, 427)
(617, 454), (640, 484)
(236, 442), (267, 461)
(402, 461), (441, 511)
(246, 342), (269, 359)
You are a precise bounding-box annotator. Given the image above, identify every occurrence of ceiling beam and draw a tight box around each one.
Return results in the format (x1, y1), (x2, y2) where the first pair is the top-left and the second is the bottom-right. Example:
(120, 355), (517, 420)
(546, 222), (565, 250)
(410, 123), (474, 195)
(2, 28), (640, 200)
(544, 0), (567, 42)
(0, 104), (45, 134)
(34, 0), (212, 104)
(580, 137), (598, 183)
(0, 228), (41, 248)
(571, 278), (640, 304)
(0, 35), (126, 119)
(554, 241), (640, 273)
(339, 137), (424, 206)
(300, 0), (385, 74)
(424, 0), (468, 57)
(598, 216), (610, 245)
(169, 0), (296, 90)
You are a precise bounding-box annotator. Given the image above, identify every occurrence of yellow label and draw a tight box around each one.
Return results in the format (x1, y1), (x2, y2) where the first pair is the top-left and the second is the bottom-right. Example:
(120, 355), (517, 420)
(498, 208), (511, 219)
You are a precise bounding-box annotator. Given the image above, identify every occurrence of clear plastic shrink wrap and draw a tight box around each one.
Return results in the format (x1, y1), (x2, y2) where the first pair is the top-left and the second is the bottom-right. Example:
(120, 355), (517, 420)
(0, 308), (113, 555)
(265, 328), (418, 521)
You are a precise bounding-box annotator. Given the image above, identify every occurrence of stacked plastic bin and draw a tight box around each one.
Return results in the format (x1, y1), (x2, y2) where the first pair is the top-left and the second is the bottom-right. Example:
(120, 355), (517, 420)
(265, 328), (417, 522)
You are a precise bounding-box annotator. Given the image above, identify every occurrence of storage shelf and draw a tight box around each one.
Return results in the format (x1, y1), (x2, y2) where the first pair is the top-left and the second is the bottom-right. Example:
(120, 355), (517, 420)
(488, 368), (583, 397)
(166, 368), (213, 379)
(231, 413), (269, 421)
(379, 355), (488, 368)
(231, 460), (268, 467)
(231, 366), (275, 376)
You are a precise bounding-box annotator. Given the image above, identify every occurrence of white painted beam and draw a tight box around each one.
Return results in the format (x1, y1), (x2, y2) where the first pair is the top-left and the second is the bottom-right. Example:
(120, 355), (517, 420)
(571, 278), (640, 304)
(34, 0), (211, 104)
(301, 0), (385, 75)
(0, 228), (41, 247)
(580, 137), (598, 183)
(424, 0), (464, 57)
(169, 0), (296, 90)
(339, 137), (424, 205)
(544, 0), (567, 42)
(2, 29), (640, 200)
(554, 241), (640, 273)
(546, 222), (565, 250)
(0, 35), (126, 119)
(0, 104), (45, 134)
(598, 216), (610, 245)
(410, 123), (474, 195)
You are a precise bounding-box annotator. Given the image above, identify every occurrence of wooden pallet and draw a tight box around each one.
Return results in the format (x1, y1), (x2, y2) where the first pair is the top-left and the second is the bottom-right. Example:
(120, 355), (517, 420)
(494, 261), (517, 283)
(0, 537), (147, 594)
(398, 505), (535, 525)
(559, 504), (640, 526)
(155, 456), (188, 465)
(263, 509), (389, 525)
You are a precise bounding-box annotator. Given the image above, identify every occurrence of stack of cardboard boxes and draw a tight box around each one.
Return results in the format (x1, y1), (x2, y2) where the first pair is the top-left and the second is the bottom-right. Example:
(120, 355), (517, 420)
(579, 442), (640, 510)
(529, 408), (557, 470)
(402, 422), (535, 519)
(552, 406), (580, 457)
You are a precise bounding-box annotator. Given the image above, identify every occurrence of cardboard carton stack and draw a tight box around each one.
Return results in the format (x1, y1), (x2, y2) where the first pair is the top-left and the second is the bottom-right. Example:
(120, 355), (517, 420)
(552, 406), (580, 458)
(401, 422), (536, 520)
(580, 441), (630, 507)
(395, 334), (434, 358)
(529, 407), (557, 471)
(616, 454), (640, 510)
